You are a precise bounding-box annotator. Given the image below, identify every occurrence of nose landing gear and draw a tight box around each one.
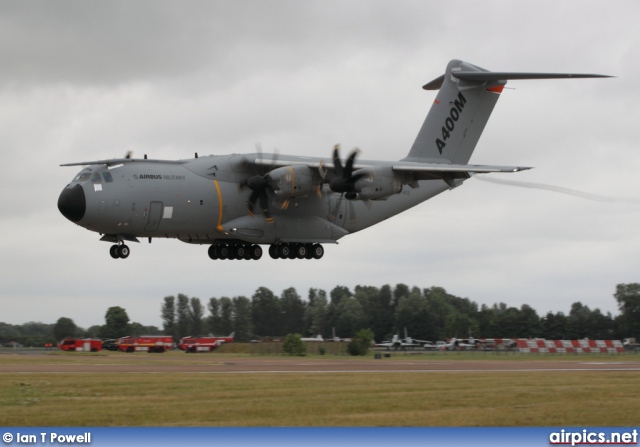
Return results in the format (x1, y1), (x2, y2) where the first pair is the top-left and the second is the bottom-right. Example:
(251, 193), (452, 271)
(109, 244), (130, 259)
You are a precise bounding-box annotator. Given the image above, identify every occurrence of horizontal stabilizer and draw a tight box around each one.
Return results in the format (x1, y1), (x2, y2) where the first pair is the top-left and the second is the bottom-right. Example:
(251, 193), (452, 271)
(424, 71), (611, 90)
(392, 162), (531, 174)
(454, 71), (612, 82)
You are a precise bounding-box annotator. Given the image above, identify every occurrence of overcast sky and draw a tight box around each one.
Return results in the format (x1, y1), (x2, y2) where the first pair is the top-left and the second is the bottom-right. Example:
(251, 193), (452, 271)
(2, 0), (639, 330)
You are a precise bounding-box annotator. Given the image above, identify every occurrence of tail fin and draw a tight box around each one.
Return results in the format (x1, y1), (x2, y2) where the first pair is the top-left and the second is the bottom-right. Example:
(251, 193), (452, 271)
(405, 59), (610, 164)
(406, 60), (504, 164)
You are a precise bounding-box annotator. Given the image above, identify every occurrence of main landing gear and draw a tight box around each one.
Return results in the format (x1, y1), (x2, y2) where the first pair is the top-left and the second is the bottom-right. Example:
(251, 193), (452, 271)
(268, 243), (324, 260)
(109, 244), (130, 259)
(208, 243), (263, 261)
(207, 243), (324, 261)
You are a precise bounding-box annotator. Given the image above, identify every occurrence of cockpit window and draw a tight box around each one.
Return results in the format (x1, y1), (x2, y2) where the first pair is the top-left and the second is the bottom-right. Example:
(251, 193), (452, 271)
(92, 173), (102, 183)
(102, 172), (113, 183)
(73, 172), (92, 182)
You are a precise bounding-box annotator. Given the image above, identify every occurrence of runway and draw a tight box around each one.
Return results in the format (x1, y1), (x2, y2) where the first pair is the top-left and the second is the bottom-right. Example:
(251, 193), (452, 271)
(2, 354), (640, 374)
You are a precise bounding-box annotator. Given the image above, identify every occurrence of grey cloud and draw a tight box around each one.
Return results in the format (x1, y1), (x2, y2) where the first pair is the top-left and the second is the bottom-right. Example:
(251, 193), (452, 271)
(1, 0), (639, 327)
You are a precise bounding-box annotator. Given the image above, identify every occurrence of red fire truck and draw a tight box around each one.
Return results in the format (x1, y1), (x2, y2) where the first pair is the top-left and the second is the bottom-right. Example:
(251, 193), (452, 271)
(117, 335), (174, 353)
(58, 338), (102, 352)
(179, 333), (235, 352)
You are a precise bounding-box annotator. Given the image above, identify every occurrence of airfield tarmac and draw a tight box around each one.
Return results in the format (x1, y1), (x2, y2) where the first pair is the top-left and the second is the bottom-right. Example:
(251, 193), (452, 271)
(2, 353), (640, 374)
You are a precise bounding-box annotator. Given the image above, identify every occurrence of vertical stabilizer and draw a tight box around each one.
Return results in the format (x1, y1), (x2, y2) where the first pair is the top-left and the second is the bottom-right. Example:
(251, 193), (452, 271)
(405, 60), (505, 164)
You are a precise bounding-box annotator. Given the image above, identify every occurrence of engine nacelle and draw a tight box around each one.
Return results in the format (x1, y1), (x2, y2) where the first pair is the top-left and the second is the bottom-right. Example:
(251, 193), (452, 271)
(269, 165), (320, 198)
(353, 167), (402, 200)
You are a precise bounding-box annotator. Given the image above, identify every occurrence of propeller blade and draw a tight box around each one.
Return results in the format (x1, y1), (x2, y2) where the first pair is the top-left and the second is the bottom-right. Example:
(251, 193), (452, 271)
(247, 190), (260, 216)
(318, 160), (327, 181)
(270, 148), (279, 167)
(242, 171), (275, 221)
(255, 143), (279, 174)
(326, 144), (364, 196)
(247, 174), (269, 191)
(332, 144), (343, 177)
(344, 148), (360, 178)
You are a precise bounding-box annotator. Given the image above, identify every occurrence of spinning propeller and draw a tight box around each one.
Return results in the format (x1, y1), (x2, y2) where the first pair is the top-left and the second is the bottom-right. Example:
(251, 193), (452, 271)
(320, 144), (366, 199)
(240, 174), (273, 220)
(239, 144), (279, 221)
(320, 145), (371, 223)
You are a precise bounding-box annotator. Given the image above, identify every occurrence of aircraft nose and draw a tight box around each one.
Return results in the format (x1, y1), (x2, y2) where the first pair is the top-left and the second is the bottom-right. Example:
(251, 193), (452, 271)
(58, 184), (86, 222)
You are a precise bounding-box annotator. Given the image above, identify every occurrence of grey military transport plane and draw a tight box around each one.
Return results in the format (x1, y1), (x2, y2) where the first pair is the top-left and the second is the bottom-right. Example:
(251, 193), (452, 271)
(58, 59), (609, 261)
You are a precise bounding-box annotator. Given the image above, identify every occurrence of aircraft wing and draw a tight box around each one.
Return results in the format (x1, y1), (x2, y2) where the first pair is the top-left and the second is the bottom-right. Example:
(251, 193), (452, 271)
(253, 156), (337, 170)
(253, 154), (530, 188)
(61, 158), (187, 167)
(253, 156), (530, 175)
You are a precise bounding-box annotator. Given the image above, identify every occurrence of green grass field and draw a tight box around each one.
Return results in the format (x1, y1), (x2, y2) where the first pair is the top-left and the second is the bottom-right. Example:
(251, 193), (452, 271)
(1, 350), (639, 426)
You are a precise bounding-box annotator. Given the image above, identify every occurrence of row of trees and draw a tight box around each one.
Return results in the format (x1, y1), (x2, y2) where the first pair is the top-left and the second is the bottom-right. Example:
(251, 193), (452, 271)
(159, 283), (640, 343)
(3, 283), (639, 346)
(0, 308), (160, 346)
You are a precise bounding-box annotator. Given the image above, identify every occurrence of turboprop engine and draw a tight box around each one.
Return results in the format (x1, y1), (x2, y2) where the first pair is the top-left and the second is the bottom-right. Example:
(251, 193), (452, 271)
(351, 166), (403, 200)
(269, 165), (321, 198)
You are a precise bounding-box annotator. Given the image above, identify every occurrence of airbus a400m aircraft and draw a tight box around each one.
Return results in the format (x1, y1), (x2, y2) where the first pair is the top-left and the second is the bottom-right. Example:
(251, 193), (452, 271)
(58, 59), (608, 261)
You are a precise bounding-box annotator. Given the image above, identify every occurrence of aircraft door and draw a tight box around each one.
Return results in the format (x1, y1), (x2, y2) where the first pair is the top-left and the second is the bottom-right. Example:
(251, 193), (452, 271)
(144, 201), (163, 232)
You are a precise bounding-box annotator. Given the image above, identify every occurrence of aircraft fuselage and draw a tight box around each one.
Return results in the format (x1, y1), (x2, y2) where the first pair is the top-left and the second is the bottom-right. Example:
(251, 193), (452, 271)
(58, 153), (451, 259)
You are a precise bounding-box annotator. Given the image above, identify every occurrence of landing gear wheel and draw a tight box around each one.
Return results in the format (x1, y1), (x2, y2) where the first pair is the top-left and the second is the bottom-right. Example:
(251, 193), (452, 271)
(235, 245), (247, 260)
(218, 245), (230, 260)
(110, 245), (120, 259)
(311, 244), (324, 259)
(269, 244), (278, 259)
(278, 244), (291, 259)
(117, 245), (130, 259)
(250, 245), (263, 260)
(295, 244), (307, 259)
(208, 245), (219, 260)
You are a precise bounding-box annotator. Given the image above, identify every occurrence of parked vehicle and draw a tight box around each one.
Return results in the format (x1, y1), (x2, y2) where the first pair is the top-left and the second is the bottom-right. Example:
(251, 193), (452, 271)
(117, 335), (173, 353)
(179, 333), (234, 353)
(101, 339), (119, 351)
(58, 338), (102, 352)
